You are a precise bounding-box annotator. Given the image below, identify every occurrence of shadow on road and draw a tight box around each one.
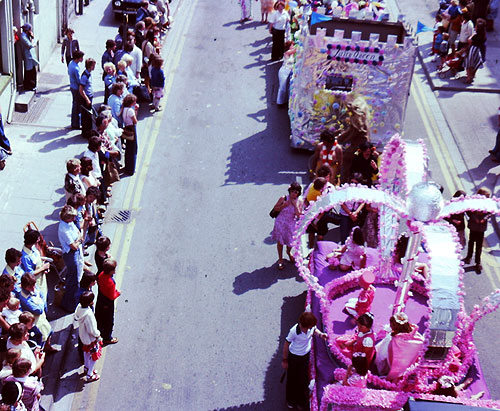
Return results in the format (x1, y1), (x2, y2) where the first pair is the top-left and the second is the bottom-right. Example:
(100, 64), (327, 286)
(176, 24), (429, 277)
(233, 263), (302, 295)
(215, 292), (307, 410)
(224, 59), (309, 186)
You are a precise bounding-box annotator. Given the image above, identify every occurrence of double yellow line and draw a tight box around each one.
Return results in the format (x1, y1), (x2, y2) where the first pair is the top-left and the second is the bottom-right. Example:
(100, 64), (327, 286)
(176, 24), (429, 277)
(411, 77), (499, 289)
(70, 0), (199, 408)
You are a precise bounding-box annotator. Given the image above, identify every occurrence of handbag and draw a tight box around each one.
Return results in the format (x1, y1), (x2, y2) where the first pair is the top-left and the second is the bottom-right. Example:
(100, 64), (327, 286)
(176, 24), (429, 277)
(121, 125), (135, 141)
(103, 159), (120, 185)
(270, 196), (286, 218)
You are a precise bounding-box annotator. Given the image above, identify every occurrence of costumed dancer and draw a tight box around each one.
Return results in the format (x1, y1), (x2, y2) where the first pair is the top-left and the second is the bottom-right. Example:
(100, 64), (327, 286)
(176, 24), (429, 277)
(310, 129), (343, 185)
(344, 271), (375, 318)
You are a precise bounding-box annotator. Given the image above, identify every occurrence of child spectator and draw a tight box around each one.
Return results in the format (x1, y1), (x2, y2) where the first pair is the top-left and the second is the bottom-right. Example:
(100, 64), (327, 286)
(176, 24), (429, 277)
(433, 25), (446, 57)
(6, 323), (44, 375)
(0, 349), (21, 381)
(150, 57), (165, 111)
(5, 358), (43, 411)
(463, 187), (491, 273)
(74, 292), (102, 382)
(95, 259), (120, 345)
(95, 236), (112, 274)
(438, 32), (450, 69)
(2, 298), (21, 325)
(282, 312), (327, 410)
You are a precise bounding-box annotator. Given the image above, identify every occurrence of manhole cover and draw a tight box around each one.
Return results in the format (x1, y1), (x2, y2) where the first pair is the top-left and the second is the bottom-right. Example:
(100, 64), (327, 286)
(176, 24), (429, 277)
(11, 96), (51, 124)
(104, 209), (132, 224)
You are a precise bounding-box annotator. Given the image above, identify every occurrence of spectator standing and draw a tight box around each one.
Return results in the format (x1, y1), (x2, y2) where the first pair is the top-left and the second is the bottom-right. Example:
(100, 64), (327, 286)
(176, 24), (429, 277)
(150, 57), (165, 111)
(444, 190), (467, 247)
(20, 231), (49, 304)
(61, 28), (80, 65)
(58, 205), (85, 313)
(6, 324), (44, 375)
(121, 94), (139, 175)
(95, 236), (111, 274)
(79, 58), (96, 138)
(95, 258), (120, 345)
(19, 24), (39, 91)
(136, 1), (152, 22)
(463, 187), (491, 273)
(107, 82), (125, 126)
(68, 50), (85, 130)
(457, 12), (474, 50)
(64, 158), (86, 200)
(18, 274), (58, 353)
(74, 292), (102, 382)
(101, 39), (116, 77)
(3, 248), (25, 286)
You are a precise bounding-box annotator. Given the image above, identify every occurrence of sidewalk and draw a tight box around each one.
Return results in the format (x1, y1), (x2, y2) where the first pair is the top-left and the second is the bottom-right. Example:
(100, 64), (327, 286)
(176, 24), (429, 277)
(0, 0), (181, 409)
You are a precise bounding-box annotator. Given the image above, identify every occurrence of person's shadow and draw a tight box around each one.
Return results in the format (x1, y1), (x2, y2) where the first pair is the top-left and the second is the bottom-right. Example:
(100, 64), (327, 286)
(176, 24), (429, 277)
(233, 264), (302, 295)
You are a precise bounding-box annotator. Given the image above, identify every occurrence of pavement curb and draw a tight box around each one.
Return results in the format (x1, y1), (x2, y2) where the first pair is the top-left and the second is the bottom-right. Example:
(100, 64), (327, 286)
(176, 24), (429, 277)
(416, 44), (500, 94)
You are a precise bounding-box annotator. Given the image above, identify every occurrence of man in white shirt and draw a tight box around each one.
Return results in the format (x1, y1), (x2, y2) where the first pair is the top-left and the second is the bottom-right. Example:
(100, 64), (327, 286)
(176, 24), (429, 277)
(457, 12), (474, 50)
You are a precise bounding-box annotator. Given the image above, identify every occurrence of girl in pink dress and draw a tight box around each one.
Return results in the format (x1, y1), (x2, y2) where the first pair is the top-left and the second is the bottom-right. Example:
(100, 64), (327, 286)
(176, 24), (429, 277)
(271, 182), (303, 270)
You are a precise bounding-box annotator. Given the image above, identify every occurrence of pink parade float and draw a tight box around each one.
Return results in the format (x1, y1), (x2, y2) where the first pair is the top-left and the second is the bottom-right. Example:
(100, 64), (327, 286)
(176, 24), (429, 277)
(291, 134), (500, 410)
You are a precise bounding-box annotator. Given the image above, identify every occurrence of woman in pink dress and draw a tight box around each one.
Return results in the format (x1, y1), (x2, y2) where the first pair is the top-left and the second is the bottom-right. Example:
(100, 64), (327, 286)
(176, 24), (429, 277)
(271, 182), (303, 270)
(260, 0), (274, 23)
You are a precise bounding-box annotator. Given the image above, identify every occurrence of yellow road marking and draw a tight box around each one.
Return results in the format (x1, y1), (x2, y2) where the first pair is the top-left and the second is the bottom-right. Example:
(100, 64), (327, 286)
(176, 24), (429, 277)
(70, 0), (198, 409)
(412, 77), (500, 289)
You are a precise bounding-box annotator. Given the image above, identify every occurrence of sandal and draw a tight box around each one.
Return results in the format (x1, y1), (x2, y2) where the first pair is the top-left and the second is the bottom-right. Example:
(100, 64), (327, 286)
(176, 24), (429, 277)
(87, 372), (100, 382)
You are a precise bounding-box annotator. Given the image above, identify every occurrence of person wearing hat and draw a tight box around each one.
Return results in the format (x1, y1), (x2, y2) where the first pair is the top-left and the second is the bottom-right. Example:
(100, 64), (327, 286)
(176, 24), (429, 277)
(344, 271), (376, 317)
(19, 24), (39, 92)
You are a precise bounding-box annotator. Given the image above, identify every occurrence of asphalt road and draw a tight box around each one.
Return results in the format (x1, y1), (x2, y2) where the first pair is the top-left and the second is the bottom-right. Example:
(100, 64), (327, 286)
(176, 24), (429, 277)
(62, 0), (500, 409)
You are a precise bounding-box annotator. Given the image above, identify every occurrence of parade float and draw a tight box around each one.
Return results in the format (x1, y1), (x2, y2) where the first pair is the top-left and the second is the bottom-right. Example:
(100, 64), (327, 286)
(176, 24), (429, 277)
(288, 9), (416, 150)
(291, 135), (500, 410)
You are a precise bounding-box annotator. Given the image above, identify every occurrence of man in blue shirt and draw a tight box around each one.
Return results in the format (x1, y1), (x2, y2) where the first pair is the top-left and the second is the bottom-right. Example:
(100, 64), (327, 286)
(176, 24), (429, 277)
(68, 50), (85, 130)
(79, 58), (96, 138)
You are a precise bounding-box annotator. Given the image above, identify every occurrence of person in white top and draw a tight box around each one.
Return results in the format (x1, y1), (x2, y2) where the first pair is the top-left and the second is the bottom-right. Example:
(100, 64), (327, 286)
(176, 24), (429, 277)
(282, 312), (327, 409)
(74, 292), (101, 381)
(121, 94), (139, 176)
(6, 323), (44, 375)
(268, 1), (290, 61)
(457, 12), (474, 50)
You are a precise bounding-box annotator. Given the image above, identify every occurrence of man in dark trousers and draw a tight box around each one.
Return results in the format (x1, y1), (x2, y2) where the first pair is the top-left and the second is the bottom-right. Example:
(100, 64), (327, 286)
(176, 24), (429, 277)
(68, 50), (85, 130)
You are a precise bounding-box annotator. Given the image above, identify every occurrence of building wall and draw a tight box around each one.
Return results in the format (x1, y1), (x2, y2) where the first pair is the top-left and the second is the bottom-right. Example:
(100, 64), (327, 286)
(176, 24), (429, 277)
(33, 0), (59, 68)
